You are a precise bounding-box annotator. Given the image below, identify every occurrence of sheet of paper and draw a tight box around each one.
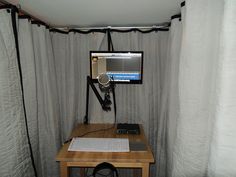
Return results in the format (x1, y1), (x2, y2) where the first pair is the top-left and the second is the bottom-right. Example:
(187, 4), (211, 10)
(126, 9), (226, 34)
(68, 138), (130, 152)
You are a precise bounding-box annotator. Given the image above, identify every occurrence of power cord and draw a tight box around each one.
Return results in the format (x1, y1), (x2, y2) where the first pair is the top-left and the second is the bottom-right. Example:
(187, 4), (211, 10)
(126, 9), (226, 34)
(63, 124), (116, 144)
(10, 5), (38, 177)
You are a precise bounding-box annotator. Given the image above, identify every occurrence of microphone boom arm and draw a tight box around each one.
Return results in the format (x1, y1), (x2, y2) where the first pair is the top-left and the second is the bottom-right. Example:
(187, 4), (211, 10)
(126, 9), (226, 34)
(84, 76), (111, 124)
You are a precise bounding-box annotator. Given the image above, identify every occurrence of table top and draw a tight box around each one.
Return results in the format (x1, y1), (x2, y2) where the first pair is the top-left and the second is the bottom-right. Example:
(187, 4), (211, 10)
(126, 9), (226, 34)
(56, 124), (154, 164)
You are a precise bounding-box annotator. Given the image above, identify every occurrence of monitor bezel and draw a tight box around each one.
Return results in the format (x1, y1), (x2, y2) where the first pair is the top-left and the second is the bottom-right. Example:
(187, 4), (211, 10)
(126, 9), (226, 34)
(90, 51), (143, 84)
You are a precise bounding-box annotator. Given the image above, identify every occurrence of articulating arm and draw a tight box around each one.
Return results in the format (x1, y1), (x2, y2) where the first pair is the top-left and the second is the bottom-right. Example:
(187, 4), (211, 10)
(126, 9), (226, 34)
(84, 76), (113, 124)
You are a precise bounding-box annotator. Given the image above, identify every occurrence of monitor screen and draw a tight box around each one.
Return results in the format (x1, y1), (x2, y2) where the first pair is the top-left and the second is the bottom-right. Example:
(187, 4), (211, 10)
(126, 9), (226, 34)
(90, 51), (143, 84)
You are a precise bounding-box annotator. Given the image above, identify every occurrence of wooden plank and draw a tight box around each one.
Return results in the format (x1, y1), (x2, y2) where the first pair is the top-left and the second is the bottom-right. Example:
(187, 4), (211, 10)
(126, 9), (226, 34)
(56, 124), (155, 177)
(141, 163), (149, 177)
(67, 161), (145, 168)
(56, 124), (154, 164)
(60, 162), (69, 177)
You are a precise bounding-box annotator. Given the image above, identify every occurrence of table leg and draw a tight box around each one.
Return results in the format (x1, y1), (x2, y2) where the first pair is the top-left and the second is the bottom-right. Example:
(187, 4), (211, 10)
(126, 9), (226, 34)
(141, 163), (149, 177)
(60, 162), (69, 177)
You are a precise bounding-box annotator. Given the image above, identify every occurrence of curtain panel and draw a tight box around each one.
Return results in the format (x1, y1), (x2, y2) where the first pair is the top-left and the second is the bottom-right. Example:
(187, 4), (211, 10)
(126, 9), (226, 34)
(110, 31), (169, 177)
(51, 31), (108, 142)
(167, 0), (236, 177)
(51, 30), (169, 177)
(0, 8), (34, 177)
(18, 18), (60, 177)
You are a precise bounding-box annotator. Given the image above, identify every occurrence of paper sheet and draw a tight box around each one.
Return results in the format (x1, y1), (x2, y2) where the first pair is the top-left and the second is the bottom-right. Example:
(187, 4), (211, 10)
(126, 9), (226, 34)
(68, 138), (130, 152)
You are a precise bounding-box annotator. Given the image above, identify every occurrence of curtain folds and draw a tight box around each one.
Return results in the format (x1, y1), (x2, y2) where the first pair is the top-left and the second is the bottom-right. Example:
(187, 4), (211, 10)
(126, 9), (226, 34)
(18, 18), (39, 173)
(166, 17), (182, 177)
(207, 0), (236, 176)
(110, 31), (169, 177)
(156, 15), (183, 177)
(167, 0), (236, 177)
(18, 19), (60, 177)
(171, 1), (223, 176)
(51, 32), (107, 142)
(0, 9), (34, 177)
(106, 25), (183, 177)
(2, 1), (236, 177)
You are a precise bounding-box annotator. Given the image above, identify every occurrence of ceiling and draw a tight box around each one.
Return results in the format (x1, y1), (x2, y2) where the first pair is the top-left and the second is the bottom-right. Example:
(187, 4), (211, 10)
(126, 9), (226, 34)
(7, 0), (182, 27)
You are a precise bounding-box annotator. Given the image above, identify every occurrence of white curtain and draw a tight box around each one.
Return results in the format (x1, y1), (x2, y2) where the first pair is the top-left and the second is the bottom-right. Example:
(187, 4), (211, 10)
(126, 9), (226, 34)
(18, 18), (38, 173)
(18, 18), (60, 177)
(110, 31), (169, 177)
(51, 32), (108, 176)
(165, 16), (182, 177)
(51, 31), (107, 142)
(167, 0), (236, 177)
(208, 1), (236, 175)
(0, 8), (34, 177)
(154, 15), (183, 177)
(51, 30), (169, 177)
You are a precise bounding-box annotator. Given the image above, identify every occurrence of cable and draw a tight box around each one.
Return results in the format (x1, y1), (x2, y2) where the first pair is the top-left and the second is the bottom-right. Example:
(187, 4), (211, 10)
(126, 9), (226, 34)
(63, 124), (116, 144)
(64, 82), (117, 144)
(10, 5), (38, 177)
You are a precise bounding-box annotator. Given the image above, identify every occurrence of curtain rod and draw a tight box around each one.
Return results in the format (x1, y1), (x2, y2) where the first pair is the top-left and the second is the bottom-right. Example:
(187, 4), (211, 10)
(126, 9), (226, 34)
(55, 23), (170, 31)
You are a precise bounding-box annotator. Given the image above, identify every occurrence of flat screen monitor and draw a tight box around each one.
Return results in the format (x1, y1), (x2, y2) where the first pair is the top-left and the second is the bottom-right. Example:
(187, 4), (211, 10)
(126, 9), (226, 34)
(90, 51), (143, 84)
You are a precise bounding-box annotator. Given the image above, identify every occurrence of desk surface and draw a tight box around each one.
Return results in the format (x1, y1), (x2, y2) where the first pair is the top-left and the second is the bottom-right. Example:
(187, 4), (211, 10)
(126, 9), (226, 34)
(56, 124), (154, 164)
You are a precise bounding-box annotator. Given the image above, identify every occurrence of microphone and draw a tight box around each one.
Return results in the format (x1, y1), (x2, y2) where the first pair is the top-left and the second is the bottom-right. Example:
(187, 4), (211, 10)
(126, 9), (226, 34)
(98, 73), (111, 93)
(98, 73), (112, 111)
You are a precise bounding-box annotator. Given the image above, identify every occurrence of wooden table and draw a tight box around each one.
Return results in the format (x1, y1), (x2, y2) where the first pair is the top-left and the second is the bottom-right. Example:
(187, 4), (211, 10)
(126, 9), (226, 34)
(56, 124), (154, 177)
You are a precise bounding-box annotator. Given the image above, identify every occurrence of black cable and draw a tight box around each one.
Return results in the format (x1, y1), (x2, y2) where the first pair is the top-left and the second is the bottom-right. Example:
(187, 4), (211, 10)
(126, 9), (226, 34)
(110, 27), (169, 33)
(10, 5), (38, 177)
(50, 27), (169, 35)
(63, 124), (116, 144)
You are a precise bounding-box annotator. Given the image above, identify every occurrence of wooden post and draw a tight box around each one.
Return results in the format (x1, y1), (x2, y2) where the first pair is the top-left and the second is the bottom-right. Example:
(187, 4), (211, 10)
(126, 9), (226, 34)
(142, 163), (149, 177)
(60, 162), (69, 177)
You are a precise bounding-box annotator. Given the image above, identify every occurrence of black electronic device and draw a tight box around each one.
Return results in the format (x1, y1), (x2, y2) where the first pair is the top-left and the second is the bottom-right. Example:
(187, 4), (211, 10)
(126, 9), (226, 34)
(90, 51), (143, 84)
(116, 123), (140, 135)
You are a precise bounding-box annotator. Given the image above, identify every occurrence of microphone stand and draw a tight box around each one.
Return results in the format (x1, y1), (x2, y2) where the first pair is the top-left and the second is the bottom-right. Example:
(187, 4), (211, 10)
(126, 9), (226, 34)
(84, 76), (115, 124)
